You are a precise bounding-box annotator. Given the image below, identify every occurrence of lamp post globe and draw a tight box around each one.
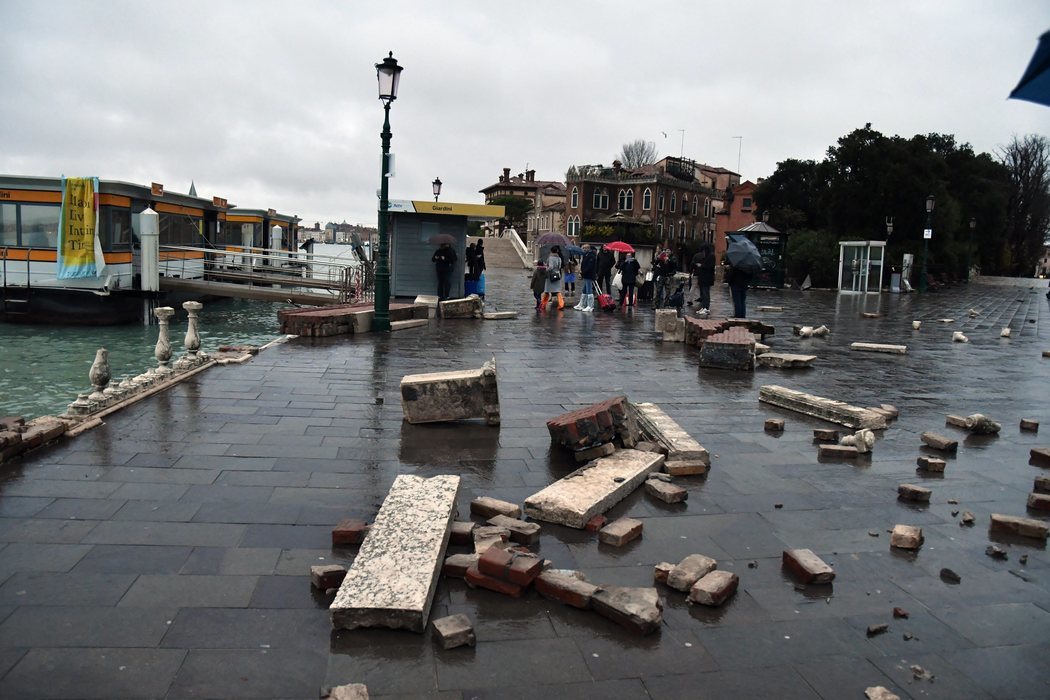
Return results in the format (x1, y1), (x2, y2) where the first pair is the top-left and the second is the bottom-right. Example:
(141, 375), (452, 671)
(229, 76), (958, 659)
(372, 52), (403, 332)
(920, 194), (935, 293)
(432, 177), (442, 202)
(967, 217), (976, 282)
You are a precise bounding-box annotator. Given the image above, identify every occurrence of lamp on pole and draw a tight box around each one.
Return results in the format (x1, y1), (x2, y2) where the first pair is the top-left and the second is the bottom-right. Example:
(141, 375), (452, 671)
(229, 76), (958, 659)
(920, 194), (934, 293)
(967, 217), (976, 282)
(432, 177), (442, 202)
(372, 51), (403, 332)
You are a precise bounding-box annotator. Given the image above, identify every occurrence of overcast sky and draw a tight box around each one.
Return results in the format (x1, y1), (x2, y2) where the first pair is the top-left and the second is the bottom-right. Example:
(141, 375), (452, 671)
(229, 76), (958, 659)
(1, 1), (1047, 227)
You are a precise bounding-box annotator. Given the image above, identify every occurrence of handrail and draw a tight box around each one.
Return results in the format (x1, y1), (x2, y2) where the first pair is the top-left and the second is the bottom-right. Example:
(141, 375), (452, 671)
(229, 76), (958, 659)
(504, 229), (530, 267)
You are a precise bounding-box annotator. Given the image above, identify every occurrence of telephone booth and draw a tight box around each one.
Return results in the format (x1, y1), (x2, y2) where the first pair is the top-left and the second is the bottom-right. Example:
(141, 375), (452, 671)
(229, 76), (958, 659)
(838, 241), (886, 294)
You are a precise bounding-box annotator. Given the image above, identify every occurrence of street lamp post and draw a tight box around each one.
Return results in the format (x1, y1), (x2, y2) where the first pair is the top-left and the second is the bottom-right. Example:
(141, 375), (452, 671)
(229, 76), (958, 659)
(967, 217), (976, 282)
(432, 177), (442, 202)
(372, 51), (403, 332)
(920, 194), (934, 293)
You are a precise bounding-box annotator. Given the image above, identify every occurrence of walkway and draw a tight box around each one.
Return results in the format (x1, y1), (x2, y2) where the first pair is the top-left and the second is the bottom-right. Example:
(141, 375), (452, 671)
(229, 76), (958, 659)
(0, 270), (1047, 699)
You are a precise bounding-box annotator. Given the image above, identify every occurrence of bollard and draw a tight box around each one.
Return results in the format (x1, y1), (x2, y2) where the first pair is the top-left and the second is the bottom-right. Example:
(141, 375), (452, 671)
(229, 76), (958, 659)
(88, 348), (111, 403)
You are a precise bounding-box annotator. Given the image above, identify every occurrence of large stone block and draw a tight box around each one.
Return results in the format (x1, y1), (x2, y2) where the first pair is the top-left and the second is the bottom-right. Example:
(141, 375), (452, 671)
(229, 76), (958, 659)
(591, 586), (663, 636)
(687, 570), (738, 606)
(546, 396), (640, 451)
(759, 385), (888, 430)
(782, 548), (835, 583)
(631, 402), (710, 468)
(439, 295), (483, 319)
(400, 358), (500, 426)
(989, 513), (1048, 540)
(331, 474), (460, 632)
(654, 309), (680, 333)
(890, 524), (924, 550)
(699, 327), (756, 370)
(523, 449), (665, 528)
(431, 613), (475, 649)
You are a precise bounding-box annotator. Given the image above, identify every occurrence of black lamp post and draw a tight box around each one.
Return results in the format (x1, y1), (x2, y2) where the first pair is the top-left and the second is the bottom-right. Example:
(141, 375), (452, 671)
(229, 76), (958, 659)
(967, 217), (976, 282)
(372, 51), (403, 332)
(920, 194), (934, 293)
(432, 177), (442, 202)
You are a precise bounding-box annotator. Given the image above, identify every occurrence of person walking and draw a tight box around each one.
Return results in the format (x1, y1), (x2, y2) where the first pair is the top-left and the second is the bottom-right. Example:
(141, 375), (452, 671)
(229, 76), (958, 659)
(470, 239), (487, 281)
(563, 257), (577, 299)
(465, 243), (477, 281)
(690, 243), (715, 315)
(616, 253), (641, 308)
(575, 244), (597, 312)
(726, 259), (752, 318)
(432, 242), (457, 301)
(530, 260), (547, 311)
(542, 244), (565, 311)
(596, 246), (615, 297)
(652, 248), (677, 308)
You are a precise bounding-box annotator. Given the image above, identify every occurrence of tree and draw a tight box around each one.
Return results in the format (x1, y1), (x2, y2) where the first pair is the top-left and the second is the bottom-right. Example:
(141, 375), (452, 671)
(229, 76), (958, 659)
(1000, 134), (1050, 276)
(488, 195), (533, 231)
(618, 140), (658, 169)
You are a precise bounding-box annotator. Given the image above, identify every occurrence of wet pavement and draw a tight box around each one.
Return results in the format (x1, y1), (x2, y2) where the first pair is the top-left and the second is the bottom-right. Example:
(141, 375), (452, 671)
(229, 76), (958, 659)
(0, 268), (1049, 699)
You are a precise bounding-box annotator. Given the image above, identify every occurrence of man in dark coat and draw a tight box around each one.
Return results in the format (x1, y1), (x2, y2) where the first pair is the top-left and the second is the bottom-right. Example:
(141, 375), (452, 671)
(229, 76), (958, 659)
(432, 243), (457, 301)
(690, 243), (716, 313)
(596, 247), (615, 296)
(616, 253), (641, 308)
(726, 261), (752, 318)
(575, 244), (598, 311)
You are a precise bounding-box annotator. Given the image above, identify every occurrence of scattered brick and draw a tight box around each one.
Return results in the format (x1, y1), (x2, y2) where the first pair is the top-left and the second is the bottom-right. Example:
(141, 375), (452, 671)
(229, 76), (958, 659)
(487, 514), (541, 545)
(960, 511), (976, 526)
(989, 513), (1049, 540)
(598, 517), (643, 547)
(890, 524), (924, 550)
(897, 484), (932, 503)
(867, 623), (889, 637)
(332, 518), (369, 546)
(472, 525), (510, 554)
(431, 613), (476, 649)
(663, 460), (708, 476)
(782, 548), (835, 583)
(985, 544), (1008, 560)
(449, 520), (476, 545)
(1019, 419), (1039, 432)
(546, 396), (640, 451)
(644, 479), (688, 504)
(946, 413), (1001, 434)
(813, 428), (840, 442)
(442, 553), (479, 578)
(893, 607), (910, 619)
(310, 564), (347, 590)
(1027, 493), (1050, 512)
(818, 444), (860, 460)
(666, 554), (717, 591)
(653, 562), (675, 585)
(764, 418), (785, 432)
(1034, 475), (1050, 494)
(916, 456), (946, 472)
(591, 586), (663, 636)
(470, 496), (521, 519)
(464, 564), (523, 598)
(535, 571), (600, 609)
(477, 547), (543, 586)
(921, 432), (958, 452)
(584, 514), (608, 533)
(687, 570), (738, 606)
(1030, 447), (1050, 466)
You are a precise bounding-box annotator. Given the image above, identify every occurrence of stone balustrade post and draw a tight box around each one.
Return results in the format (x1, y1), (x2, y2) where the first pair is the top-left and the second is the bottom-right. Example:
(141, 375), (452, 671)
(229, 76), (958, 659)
(153, 306), (175, 375)
(88, 348), (111, 403)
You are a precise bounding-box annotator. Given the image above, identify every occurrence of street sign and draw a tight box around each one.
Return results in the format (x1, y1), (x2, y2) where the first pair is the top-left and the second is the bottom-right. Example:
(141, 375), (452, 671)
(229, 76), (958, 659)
(923, 228), (933, 239)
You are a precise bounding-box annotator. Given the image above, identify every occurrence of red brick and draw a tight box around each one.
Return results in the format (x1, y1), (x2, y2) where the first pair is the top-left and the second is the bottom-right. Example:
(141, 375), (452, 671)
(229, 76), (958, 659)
(547, 396), (632, 450)
(332, 518), (369, 546)
(443, 553), (479, 578)
(449, 521), (476, 545)
(477, 547), (542, 586)
(782, 548), (835, 583)
(598, 517), (643, 547)
(584, 515), (608, 533)
(464, 564), (524, 598)
(310, 564), (346, 590)
(535, 571), (599, 609)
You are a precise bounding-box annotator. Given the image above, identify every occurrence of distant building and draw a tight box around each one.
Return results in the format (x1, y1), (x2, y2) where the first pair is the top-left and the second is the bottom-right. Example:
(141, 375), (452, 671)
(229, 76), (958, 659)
(479, 167), (566, 240)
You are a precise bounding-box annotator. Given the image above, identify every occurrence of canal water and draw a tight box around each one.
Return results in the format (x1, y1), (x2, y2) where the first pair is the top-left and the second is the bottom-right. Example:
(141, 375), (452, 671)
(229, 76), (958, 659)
(0, 298), (291, 421)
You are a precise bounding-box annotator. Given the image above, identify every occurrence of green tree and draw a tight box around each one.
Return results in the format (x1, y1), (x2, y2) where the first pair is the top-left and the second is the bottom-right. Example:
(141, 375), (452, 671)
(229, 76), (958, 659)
(1000, 134), (1050, 276)
(488, 195), (533, 232)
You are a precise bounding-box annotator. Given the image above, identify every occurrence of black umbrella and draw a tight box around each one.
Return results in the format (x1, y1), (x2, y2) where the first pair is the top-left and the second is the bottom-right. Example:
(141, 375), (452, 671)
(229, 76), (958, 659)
(1010, 30), (1050, 107)
(726, 234), (763, 275)
(428, 233), (456, 245)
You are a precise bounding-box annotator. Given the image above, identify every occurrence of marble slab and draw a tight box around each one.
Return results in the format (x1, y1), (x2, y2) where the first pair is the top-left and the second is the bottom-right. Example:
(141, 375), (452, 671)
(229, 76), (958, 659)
(759, 385), (888, 430)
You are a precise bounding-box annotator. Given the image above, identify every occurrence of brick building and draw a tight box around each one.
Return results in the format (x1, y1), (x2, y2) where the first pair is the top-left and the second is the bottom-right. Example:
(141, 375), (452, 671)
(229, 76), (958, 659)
(479, 168), (566, 240)
(714, 180), (760, 261)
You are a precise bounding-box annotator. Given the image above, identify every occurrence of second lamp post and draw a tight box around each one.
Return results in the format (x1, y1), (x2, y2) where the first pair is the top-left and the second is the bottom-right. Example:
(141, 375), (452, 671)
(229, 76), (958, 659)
(920, 194), (934, 293)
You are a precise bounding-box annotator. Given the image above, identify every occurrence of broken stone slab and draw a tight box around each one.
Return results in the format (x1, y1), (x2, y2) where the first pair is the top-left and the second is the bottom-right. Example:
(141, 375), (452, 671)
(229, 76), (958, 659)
(324, 684), (370, 700)
(759, 385), (887, 430)
(631, 402), (710, 468)
(986, 514), (1045, 541)
(547, 396), (641, 451)
(574, 442), (616, 463)
(1034, 475), (1050, 494)
(654, 309), (680, 333)
(850, 342), (907, 354)
(916, 456), (947, 473)
(599, 517), (644, 547)
(482, 311), (518, 320)
(1025, 493), (1050, 512)
(782, 548), (835, 583)
(764, 418), (785, 432)
(921, 432), (958, 452)
(331, 474), (460, 632)
(486, 514), (541, 545)
(865, 686), (901, 700)
(663, 460), (708, 476)
(818, 444), (861, 460)
(311, 565), (347, 590)
(644, 478), (687, 504)
(840, 428), (876, 453)
(400, 358), (500, 426)
(666, 554), (717, 591)
(439, 294), (483, 319)
(414, 294), (439, 318)
(1020, 419), (1039, 432)
(390, 318), (429, 332)
(1029, 447), (1050, 465)
(757, 352), (817, 368)
(535, 571), (600, 609)
(591, 586), (663, 636)
(431, 613), (476, 649)
(687, 570), (739, 606)
(523, 449), (664, 528)
(898, 484), (932, 503)
(472, 525), (511, 554)
(946, 413), (1001, 435)
(953, 331), (969, 343)
(813, 428), (840, 442)
(443, 553), (479, 578)
(470, 496), (521, 519)
(890, 524), (924, 550)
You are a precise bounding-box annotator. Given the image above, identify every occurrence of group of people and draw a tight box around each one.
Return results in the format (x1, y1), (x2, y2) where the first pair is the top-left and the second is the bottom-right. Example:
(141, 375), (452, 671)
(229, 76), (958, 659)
(431, 239), (487, 302)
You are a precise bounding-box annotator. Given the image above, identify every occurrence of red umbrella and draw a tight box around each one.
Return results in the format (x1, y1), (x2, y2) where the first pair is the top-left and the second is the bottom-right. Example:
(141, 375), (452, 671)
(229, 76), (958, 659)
(604, 241), (635, 253)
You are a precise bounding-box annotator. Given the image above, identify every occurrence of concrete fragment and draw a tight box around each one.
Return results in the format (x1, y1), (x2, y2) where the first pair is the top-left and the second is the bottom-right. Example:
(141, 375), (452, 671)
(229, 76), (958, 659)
(865, 686), (901, 700)
(573, 442), (616, 463)
(311, 564), (347, 590)
(782, 548), (835, 583)
(897, 484), (932, 503)
(960, 511), (976, 526)
(464, 564), (523, 598)
(1030, 447), (1050, 465)
(812, 428), (840, 442)
(687, 570), (738, 606)
(912, 321), (922, 330)
(867, 623), (890, 637)
(663, 460), (709, 477)
(759, 385), (887, 430)
(477, 547), (543, 586)
(946, 413), (1001, 434)
(880, 404), (899, 419)
(1025, 492), (1050, 512)
(1001, 327), (1011, 337)
(632, 402), (711, 467)
(332, 518), (369, 546)
(818, 444), (860, 460)
(1020, 419), (1039, 432)
(952, 331), (969, 343)
(653, 562), (675, 585)
(666, 554), (717, 591)
(438, 294), (483, 319)
(331, 474), (460, 632)
(645, 479), (688, 504)
(482, 311), (518, 320)
(431, 613), (476, 649)
(449, 520), (476, 545)
(920, 431), (958, 452)
(764, 418), (785, 432)
(390, 318), (429, 332)
(472, 525), (510, 554)
(985, 544), (1009, 560)
(470, 496), (521, 519)
(535, 571), (600, 609)
(861, 312), (880, 318)
(599, 517), (643, 547)
(325, 684), (370, 700)
(851, 342), (907, 354)
(890, 524), (924, 550)
(523, 449), (664, 528)
(1034, 475), (1050, 494)
(840, 428), (876, 453)
(486, 514), (541, 545)
(591, 586), (663, 636)
(400, 358), (499, 425)
(757, 352), (817, 368)
(916, 456), (946, 472)
(443, 553), (479, 578)
(547, 396), (640, 451)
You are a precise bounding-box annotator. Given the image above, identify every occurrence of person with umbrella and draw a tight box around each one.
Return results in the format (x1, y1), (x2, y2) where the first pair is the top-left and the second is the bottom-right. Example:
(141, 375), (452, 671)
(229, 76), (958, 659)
(725, 234), (762, 318)
(432, 242), (458, 301)
(616, 252), (641, 308)
(542, 244), (565, 311)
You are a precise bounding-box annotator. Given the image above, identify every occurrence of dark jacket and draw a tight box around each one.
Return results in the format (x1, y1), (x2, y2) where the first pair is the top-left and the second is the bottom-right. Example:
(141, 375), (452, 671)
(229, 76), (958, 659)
(726, 265), (752, 289)
(654, 255), (677, 278)
(580, 250), (598, 280)
(432, 246), (457, 273)
(617, 257), (641, 285)
(691, 248), (716, 287)
(530, 265), (547, 295)
(597, 249), (615, 276)
(470, 244), (486, 279)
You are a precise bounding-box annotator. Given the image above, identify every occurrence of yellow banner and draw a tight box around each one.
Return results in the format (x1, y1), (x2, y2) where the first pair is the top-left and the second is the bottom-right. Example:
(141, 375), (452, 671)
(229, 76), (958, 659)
(57, 177), (99, 278)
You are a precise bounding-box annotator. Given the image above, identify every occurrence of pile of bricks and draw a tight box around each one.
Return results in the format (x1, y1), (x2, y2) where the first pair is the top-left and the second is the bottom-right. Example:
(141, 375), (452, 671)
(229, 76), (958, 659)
(683, 317), (730, 346)
(546, 396), (640, 451)
(698, 326), (756, 371)
(0, 415), (69, 465)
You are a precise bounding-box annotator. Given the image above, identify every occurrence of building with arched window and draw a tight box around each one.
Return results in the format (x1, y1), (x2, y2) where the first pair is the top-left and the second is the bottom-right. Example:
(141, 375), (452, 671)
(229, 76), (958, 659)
(479, 167), (566, 243)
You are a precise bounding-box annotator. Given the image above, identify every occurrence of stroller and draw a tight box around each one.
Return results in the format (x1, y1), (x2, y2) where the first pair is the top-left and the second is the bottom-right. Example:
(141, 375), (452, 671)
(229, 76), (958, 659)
(594, 282), (617, 312)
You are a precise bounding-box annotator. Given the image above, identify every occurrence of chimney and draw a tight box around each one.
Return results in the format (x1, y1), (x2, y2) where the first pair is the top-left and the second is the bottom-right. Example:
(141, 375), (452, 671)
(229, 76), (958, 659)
(526, 169), (535, 182)
(612, 159), (622, 174)
(502, 167), (510, 183)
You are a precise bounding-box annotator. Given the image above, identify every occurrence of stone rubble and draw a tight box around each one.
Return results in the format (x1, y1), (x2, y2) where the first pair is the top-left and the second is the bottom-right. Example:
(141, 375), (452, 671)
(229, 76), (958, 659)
(920, 431), (958, 452)
(590, 586), (663, 636)
(865, 686), (901, 700)
(486, 514), (541, 545)
(916, 456), (946, 473)
(400, 358), (500, 426)
(818, 444), (861, 460)
(1034, 475), (1050, 494)
(666, 554), (718, 591)
(332, 518), (369, 546)
(1020, 418), (1039, 432)
(547, 396), (641, 451)
(534, 571), (600, 609)
(840, 428), (876, 453)
(687, 570), (739, 606)
(311, 565), (348, 590)
(632, 402), (711, 472)
(890, 524), (924, 550)
(472, 525), (511, 554)
(945, 413), (1001, 434)
(759, 385), (888, 430)
(323, 684), (370, 700)
(782, 548), (835, 583)
(952, 331), (969, 343)
(470, 497), (521, 519)
(1030, 447), (1050, 466)
(764, 418), (785, 432)
(812, 428), (840, 442)
(438, 294), (484, 319)
(897, 484), (932, 503)
(644, 477), (688, 504)
(989, 513), (1049, 540)
(598, 517), (644, 547)
(756, 352), (817, 368)
(850, 342), (907, 354)
(431, 614), (476, 649)
(1026, 492), (1050, 512)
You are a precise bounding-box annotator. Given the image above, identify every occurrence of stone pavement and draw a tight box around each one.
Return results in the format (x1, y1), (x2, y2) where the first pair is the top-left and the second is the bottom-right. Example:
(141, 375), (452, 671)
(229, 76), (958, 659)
(0, 268), (1048, 699)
